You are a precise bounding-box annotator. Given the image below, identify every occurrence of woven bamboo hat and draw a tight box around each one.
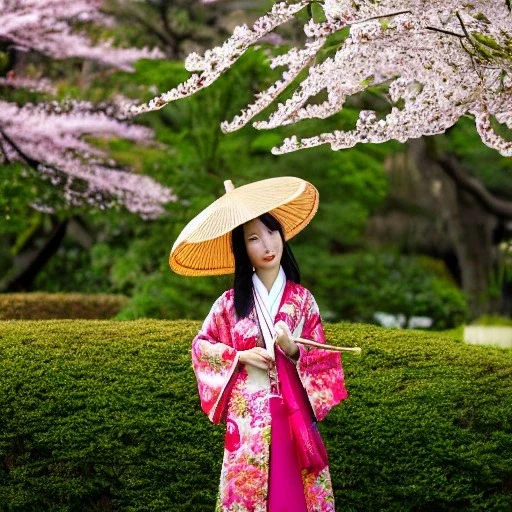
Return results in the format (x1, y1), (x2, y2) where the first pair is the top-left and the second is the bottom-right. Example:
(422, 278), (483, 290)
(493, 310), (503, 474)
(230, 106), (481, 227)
(170, 176), (319, 276)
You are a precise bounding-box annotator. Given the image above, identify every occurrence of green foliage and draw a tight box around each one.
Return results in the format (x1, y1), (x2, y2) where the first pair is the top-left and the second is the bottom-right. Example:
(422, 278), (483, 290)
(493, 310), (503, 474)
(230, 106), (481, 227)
(0, 50), (9, 72)
(0, 164), (51, 236)
(0, 293), (128, 320)
(31, 243), (111, 294)
(298, 250), (468, 328)
(440, 118), (512, 198)
(0, 320), (510, 511)
(473, 314), (512, 327)
(114, 272), (230, 320)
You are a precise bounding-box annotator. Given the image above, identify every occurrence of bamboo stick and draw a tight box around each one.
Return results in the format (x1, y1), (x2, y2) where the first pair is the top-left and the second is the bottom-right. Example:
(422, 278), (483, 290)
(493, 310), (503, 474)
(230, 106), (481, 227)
(294, 337), (362, 354)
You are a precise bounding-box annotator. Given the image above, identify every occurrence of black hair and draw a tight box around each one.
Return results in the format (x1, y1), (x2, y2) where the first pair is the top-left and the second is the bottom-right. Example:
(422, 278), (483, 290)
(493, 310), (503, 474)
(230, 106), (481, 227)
(231, 212), (300, 319)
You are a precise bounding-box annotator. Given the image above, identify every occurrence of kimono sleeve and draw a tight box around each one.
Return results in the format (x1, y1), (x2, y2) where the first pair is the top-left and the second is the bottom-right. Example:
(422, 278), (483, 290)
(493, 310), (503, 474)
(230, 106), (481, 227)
(297, 289), (348, 421)
(191, 292), (239, 424)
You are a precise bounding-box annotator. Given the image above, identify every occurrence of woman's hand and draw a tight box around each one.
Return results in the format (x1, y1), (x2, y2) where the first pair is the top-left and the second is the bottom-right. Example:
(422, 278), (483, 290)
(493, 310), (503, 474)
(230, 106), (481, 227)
(274, 321), (299, 360)
(238, 347), (275, 370)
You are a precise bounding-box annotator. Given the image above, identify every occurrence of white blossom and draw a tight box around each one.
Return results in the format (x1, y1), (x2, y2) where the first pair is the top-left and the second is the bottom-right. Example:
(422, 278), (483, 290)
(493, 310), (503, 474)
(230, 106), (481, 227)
(130, 0), (512, 157)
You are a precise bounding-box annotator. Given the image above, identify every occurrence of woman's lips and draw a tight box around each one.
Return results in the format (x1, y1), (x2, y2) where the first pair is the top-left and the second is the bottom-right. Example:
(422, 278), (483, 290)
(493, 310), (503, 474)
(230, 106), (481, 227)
(263, 255), (275, 262)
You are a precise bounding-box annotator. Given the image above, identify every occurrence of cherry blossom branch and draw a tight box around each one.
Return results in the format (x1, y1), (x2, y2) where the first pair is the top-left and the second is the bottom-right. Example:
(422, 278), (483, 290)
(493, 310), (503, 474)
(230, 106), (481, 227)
(0, 1), (174, 217)
(129, 0), (512, 158)
(0, 101), (176, 218)
(127, 1), (309, 115)
(0, 0), (163, 71)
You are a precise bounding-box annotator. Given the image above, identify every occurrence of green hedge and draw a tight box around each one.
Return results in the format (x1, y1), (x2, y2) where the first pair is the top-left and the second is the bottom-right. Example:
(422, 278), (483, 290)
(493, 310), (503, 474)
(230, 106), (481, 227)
(0, 293), (129, 320)
(0, 320), (510, 511)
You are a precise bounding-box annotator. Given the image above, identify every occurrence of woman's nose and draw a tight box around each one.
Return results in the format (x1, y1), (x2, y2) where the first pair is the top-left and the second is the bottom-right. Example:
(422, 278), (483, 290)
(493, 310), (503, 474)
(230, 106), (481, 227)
(261, 234), (270, 253)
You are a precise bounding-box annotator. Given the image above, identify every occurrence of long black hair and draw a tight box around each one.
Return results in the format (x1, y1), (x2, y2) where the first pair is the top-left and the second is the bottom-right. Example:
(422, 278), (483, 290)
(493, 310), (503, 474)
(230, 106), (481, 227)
(231, 213), (300, 319)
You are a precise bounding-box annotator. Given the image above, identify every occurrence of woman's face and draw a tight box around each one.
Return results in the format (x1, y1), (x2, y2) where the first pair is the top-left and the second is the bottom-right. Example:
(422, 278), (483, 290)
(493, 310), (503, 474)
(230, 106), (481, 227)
(243, 218), (283, 272)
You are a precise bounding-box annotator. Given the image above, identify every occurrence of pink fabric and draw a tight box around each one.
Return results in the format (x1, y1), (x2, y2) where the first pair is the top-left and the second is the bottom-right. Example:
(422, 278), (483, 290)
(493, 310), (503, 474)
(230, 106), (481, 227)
(275, 349), (329, 474)
(268, 396), (308, 512)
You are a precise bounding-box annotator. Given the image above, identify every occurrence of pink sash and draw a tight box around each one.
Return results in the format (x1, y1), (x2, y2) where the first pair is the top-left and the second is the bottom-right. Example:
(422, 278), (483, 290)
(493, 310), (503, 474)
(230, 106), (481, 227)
(275, 349), (328, 474)
(253, 289), (328, 474)
(268, 395), (308, 511)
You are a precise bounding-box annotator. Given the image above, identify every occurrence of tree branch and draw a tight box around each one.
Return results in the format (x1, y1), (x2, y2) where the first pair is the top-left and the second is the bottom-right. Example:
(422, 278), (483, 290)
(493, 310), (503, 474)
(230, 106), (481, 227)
(437, 154), (512, 218)
(0, 134), (11, 164)
(123, 7), (172, 50)
(0, 129), (40, 169)
(0, 217), (69, 292)
(409, 138), (512, 219)
(425, 26), (465, 38)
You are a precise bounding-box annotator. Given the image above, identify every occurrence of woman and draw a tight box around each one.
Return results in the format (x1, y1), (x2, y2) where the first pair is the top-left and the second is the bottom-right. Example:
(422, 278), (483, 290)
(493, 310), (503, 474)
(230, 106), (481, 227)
(170, 178), (348, 511)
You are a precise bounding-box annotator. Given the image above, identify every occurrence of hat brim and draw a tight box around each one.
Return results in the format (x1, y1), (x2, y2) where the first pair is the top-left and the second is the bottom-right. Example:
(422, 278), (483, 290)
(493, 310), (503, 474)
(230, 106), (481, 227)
(170, 177), (318, 276)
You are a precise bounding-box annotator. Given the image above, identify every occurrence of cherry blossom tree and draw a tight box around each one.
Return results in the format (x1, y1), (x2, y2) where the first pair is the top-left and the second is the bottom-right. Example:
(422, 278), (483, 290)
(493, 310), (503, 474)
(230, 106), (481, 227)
(0, 0), (174, 219)
(0, 0), (162, 70)
(130, 1), (512, 157)
(0, 100), (177, 218)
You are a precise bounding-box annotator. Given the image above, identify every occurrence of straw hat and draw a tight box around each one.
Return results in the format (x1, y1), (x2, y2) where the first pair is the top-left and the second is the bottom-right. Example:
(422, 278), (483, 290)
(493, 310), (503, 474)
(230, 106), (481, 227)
(170, 176), (319, 276)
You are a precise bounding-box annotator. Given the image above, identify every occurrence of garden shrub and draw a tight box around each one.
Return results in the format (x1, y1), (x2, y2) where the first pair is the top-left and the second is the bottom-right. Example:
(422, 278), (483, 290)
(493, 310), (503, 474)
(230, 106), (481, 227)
(114, 272), (229, 321)
(0, 320), (510, 511)
(0, 293), (128, 320)
(473, 315), (512, 327)
(298, 250), (469, 328)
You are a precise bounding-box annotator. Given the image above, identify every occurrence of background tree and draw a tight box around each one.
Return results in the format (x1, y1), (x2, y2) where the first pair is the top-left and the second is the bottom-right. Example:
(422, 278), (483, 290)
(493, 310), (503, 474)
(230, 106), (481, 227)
(1, 0), (171, 216)
(0, 0), (173, 291)
(107, 0), (267, 59)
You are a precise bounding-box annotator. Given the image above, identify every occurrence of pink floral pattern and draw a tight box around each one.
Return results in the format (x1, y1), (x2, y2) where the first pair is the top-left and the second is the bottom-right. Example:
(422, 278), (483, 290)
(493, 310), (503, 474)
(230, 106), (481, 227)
(192, 282), (348, 511)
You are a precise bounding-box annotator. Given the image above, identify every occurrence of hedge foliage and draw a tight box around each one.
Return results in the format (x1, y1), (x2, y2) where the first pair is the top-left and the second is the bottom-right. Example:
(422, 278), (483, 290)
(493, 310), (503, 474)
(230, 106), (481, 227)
(0, 320), (510, 511)
(297, 250), (469, 328)
(0, 293), (128, 320)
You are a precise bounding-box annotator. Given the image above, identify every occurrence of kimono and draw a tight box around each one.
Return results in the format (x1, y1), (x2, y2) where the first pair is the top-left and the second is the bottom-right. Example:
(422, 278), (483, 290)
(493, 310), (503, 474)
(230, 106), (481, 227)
(192, 279), (348, 512)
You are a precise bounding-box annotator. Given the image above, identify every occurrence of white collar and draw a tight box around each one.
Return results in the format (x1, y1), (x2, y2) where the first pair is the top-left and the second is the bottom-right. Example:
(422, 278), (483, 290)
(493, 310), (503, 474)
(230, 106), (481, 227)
(252, 266), (286, 319)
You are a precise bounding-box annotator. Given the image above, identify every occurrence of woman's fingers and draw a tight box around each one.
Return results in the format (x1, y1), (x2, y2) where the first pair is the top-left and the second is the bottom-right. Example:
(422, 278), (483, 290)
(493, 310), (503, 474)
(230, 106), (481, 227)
(275, 320), (290, 334)
(253, 347), (274, 361)
(253, 358), (272, 370)
(242, 347), (274, 369)
(274, 323), (292, 349)
(248, 355), (272, 370)
(254, 350), (275, 369)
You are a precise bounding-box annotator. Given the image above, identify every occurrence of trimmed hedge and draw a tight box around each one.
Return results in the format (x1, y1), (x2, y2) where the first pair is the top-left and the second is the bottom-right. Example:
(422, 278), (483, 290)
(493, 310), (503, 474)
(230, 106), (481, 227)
(0, 320), (511, 511)
(0, 293), (129, 320)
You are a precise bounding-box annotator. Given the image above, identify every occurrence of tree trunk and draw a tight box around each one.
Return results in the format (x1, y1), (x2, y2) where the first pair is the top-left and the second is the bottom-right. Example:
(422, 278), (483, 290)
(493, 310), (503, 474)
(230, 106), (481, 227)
(409, 139), (498, 318)
(447, 186), (497, 316)
(1, 218), (68, 292)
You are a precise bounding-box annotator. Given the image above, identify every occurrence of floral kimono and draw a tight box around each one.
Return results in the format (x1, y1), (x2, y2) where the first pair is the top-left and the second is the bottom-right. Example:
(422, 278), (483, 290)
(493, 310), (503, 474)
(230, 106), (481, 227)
(192, 279), (348, 512)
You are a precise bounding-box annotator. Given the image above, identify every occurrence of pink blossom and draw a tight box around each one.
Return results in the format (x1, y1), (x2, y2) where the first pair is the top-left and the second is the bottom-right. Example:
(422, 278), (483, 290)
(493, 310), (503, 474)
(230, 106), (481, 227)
(0, 72), (56, 94)
(0, 101), (176, 218)
(0, 0), (163, 71)
(0, 0), (173, 217)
